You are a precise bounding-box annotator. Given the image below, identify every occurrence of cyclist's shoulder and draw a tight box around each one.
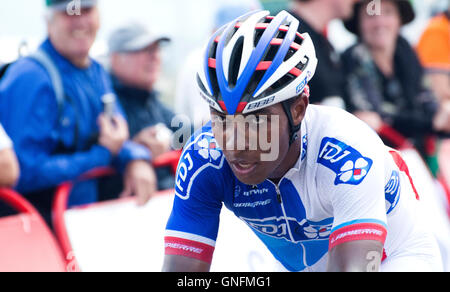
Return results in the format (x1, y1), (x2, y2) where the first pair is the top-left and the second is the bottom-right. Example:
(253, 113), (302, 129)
(181, 122), (225, 165)
(304, 105), (386, 185)
(306, 105), (383, 149)
(175, 122), (231, 198)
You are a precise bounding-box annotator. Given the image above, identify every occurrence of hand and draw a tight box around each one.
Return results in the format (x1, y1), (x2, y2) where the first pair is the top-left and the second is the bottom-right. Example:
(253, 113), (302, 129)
(433, 101), (450, 133)
(354, 111), (384, 132)
(98, 114), (129, 155)
(133, 125), (171, 158)
(0, 148), (20, 188)
(120, 160), (157, 206)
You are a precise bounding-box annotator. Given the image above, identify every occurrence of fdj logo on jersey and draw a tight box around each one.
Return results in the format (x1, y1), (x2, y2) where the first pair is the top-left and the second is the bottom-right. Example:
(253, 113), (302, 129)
(241, 216), (333, 242)
(385, 170), (401, 214)
(175, 133), (225, 200)
(318, 137), (373, 185)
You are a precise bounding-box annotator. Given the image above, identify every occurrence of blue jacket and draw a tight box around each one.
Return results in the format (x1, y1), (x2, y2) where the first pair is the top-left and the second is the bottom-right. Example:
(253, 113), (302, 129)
(0, 39), (150, 206)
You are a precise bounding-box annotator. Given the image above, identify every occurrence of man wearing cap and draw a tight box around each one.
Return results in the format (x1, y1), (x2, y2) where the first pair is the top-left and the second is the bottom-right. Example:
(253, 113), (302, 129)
(0, 0), (157, 224)
(107, 22), (176, 191)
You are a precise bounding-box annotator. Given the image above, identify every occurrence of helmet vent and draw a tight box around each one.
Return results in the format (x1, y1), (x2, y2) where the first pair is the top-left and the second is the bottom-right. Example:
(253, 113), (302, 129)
(265, 74), (294, 96)
(254, 29), (265, 47)
(262, 45), (279, 62)
(208, 67), (220, 95)
(246, 71), (265, 99)
(209, 40), (218, 59)
(284, 48), (296, 62)
(275, 29), (287, 40)
(197, 74), (208, 94)
(295, 34), (304, 45)
(228, 36), (245, 88)
(297, 56), (309, 71)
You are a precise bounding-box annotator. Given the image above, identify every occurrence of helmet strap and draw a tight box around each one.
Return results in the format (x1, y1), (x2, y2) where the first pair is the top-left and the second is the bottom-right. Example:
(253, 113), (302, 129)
(281, 100), (302, 146)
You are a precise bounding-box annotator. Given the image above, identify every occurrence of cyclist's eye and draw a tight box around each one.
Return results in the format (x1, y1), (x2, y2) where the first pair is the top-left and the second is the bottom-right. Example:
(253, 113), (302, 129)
(251, 115), (268, 125)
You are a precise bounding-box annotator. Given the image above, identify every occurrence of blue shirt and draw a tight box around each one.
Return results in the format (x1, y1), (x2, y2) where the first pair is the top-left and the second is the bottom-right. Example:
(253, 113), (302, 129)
(0, 39), (150, 206)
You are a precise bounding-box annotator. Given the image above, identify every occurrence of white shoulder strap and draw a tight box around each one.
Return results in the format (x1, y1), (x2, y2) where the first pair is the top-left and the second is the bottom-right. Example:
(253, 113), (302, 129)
(29, 49), (65, 115)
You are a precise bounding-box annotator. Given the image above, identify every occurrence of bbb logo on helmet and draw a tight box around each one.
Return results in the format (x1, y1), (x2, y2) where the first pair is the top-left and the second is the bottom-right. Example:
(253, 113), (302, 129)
(199, 91), (217, 108)
(247, 96), (275, 111)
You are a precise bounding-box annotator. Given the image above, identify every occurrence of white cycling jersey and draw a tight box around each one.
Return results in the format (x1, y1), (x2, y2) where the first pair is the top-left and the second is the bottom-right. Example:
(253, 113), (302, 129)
(165, 105), (442, 272)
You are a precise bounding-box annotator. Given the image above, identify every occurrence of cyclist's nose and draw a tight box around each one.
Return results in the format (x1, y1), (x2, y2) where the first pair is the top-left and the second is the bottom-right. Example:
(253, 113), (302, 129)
(223, 122), (258, 152)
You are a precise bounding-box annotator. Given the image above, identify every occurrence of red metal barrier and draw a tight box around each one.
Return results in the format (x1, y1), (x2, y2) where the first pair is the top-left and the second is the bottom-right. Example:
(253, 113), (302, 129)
(0, 188), (40, 214)
(52, 150), (182, 271)
(378, 123), (414, 150)
(0, 188), (66, 272)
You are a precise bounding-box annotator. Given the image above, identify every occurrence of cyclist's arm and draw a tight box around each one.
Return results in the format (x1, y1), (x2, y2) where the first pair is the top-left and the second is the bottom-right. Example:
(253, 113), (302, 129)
(327, 240), (384, 272)
(317, 134), (388, 272)
(163, 135), (225, 272)
(162, 255), (210, 272)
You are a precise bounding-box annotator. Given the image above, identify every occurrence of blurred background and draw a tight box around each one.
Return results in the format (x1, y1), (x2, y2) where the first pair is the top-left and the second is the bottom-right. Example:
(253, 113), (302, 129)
(0, 0), (446, 106)
(0, 0), (449, 273)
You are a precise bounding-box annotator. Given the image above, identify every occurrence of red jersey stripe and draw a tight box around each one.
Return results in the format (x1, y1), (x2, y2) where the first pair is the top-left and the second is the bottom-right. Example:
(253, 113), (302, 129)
(329, 223), (387, 250)
(165, 236), (215, 264)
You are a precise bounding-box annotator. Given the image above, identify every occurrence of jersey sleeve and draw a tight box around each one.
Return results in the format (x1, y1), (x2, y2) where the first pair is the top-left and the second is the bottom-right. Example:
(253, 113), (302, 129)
(165, 130), (225, 264)
(315, 127), (388, 250)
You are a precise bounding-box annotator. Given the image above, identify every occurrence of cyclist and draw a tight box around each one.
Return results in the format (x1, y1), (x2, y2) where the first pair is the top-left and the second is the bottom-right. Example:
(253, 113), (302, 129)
(163, 10), (443, 272)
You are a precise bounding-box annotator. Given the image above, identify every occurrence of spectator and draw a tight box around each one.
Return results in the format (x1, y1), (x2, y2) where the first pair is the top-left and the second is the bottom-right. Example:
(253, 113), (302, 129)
(342, 0), (450, 157)
(289, 0), (357, 107)
(0, 0), (157, 225)
(0, 124), (19, 188)
(174, 1), (262, 130)
(107, 22), (176, 191)
(416, 4), (450, 103)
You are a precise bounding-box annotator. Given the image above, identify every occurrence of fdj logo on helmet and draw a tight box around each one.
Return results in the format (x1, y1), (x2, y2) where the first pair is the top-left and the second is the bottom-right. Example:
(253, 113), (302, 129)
(296, 77), (308, 95)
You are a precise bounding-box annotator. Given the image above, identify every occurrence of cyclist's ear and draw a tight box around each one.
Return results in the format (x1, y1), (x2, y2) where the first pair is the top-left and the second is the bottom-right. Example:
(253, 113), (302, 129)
(290, 92), (309, 126)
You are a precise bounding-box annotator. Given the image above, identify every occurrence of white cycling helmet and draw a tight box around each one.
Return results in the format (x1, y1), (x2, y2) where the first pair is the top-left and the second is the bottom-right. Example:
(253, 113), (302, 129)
(197, 10), (317, 117)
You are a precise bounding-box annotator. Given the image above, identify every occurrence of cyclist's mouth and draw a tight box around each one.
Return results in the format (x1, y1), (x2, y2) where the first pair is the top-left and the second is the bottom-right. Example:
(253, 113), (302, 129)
(230, 161), (258, 176)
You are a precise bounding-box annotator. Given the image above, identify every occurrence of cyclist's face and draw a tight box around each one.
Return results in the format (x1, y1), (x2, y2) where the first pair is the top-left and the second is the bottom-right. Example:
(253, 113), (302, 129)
(211, 102), (295, 185)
